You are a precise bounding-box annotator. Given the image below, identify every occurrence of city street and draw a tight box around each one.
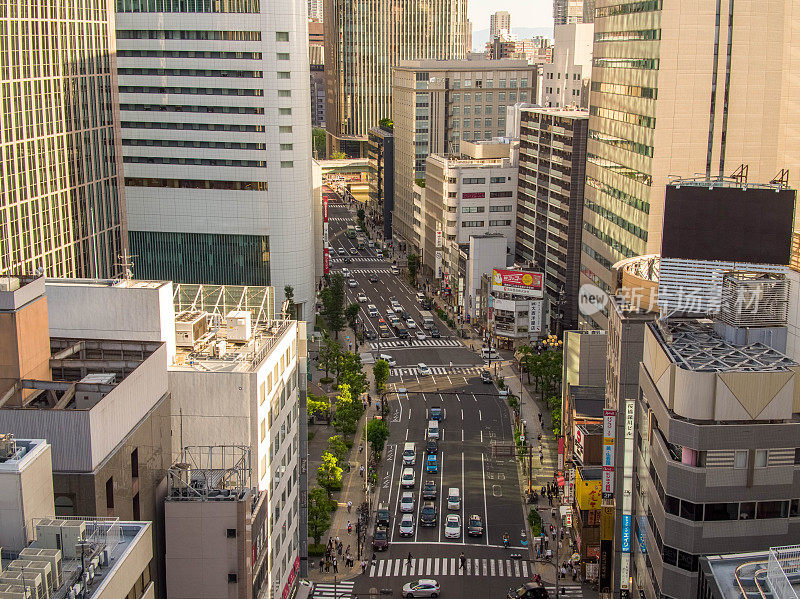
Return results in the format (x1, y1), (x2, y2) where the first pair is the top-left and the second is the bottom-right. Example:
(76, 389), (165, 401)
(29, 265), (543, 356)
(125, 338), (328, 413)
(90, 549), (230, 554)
(321, 191), (583, 599)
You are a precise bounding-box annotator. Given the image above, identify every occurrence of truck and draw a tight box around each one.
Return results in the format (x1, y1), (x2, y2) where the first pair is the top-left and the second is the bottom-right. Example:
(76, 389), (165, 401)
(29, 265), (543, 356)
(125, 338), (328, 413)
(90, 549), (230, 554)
(356, 235), (366, 250)
(420, 310), (435, 330)
(346, 226), (356, 239)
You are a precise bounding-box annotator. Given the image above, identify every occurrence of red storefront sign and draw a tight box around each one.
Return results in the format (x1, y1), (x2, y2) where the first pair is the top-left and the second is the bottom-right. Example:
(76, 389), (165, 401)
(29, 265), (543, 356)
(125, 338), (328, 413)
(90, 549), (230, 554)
(282, 556), (301, 599)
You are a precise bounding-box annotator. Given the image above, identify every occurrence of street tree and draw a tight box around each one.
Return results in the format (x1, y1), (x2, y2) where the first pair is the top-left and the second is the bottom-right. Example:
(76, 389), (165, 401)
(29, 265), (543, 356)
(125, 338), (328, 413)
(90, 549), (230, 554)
(308, 487), (334, 544)
(366, 418), (390, 460)
(317, 334), (341, 380)
(317, 451), (343, 498)
(372, 359), (390, 392)
(332, 383), (364, 438)
(407, 254), (420, 286)
(338, 352), (368, 398)
(357, 208), (365, 222)
(326, 434), (349, 463)
(307, 393), (331, 422)
(321, 273), (345, 337)
(345, 303), (361, 331)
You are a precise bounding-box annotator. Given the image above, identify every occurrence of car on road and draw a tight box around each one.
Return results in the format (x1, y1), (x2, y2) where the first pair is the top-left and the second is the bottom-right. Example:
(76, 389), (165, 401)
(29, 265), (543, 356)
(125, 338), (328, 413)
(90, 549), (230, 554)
(379, 325), (392, 338)
(343, 256), (352, 263)
(415, 331), (426, 340)
(508, 583), (549, 599)
(396, 327), (409, 339)
(348, 278), (358, 288)
(481, 347), (501, 360)
(365, 330), (377, 340)
(400, 492), (415, 513)
(372, 525), (389, 551)
(368, 305), (379, 317)
(376, 250), (384, 259)
(417, 363), (431, 376)
(390, 299), (402, 312)
(376, 503), (391, 526)
(406, 318), (417, 329)
(378, 353), (396, 366)
(386, 308), (395, 318)
(416, 291), (426, 302)
(498, 388), (509, 398)
(447, 488), (461, 510)
(422, 480), (437, 500)
(368, 240), (375, 248)
(425, 454), (438, 473)
(419, 501), (437, 526)
(401, 467), (415, 488)
(428, 406), (443, 421)
(481, 370), (493, 383)
(349, 247), (358, 255)
(369, 274), (379, 283)
(402, 579), (440, 599)
(421, 299), (432, 310)
(467, 514), (484, 537)
(337, 247), (346, 255)
(425, 439), (438, 454)
(399, 513), (415, 537)
(342, 267), (351, 277)
(357, 292), (368, 302)
(430, 328), (441, 338)
(444, 514), (461, 539)
(391, 265), (400, 274)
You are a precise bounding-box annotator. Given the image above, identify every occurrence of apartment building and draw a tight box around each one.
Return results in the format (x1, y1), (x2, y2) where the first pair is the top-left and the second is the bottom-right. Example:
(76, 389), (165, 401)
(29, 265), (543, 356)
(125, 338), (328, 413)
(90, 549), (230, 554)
(516, 107), (589, 332)
(489, 11), (511, 38)
(115, 1), (315, 322)
(542, 24), (593, 108)
(554, 0), (593, 24)
(487, 35), (554, 64)
(392, 59), (536, 251)
(0, 0), (126, 279)
(423, 139), (518, 282)
(324, 0), (468, 157)
(367, 125), (395, 241)
(581, 0), (800, 328)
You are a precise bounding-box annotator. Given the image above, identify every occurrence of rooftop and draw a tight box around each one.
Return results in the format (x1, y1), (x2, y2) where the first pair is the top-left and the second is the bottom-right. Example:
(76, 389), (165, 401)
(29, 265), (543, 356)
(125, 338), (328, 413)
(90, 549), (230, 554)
(702, 544), (800, 599)
(521, 105), (589, 119)
(397, 58), (532, 71)
(0, 435), (48, 472)
(167, 446), (253, 503)
(650, 319), (797, 372)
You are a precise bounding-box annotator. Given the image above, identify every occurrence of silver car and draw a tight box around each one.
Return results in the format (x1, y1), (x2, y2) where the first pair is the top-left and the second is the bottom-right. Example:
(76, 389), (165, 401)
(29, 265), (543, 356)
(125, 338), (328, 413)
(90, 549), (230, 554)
(400, 491), (415, 513)
(399, 513), (415, 537)
(401, 579), (440, 598)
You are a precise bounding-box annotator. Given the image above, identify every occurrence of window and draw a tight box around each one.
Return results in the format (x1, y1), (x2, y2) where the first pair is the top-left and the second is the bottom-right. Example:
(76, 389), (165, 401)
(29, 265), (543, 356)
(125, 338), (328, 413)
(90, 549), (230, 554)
(499, 79), (506, 88)
(485, 79), (493, 88)
(279, 126), (292, 133)
(791, 499), (800, 517)
(106, 477), (114, 509)
(489, 219), (512, 226)
(461, 206), (485, 213)
(489, 202), (513, 209)
(734, 450), (748, 469)
(279, 108), (292, 115)
(498, 92), (506, 102)
(277, 72), (290, 79)
(474, 106), (482, 115)
(755, 449), (768, 468)
(662, 545), (677, 566)
(462, 220), (485, 227)
(486, 105), (493, 115)
(485, 118), (492, 127)
(464, 93), (471, 103)
(680, 500), (702, 521)
(131, 448), (139, 479)
(278, 90), (291, 97)
(281, 161), (294, 168)
(739, 502), (756, 520)
(757, 501), (789, 519)
(665, 495), (680, 516)
(704, 502), (737, 521)
(474, 93), (482, 102)
(280, 143), (293, 150)
(260, 419), (266, 442)
(228, 573), (238, 583)
(277, 53), (290, 60)
(132, 493), (140, 521)
(462, 177), (485, 184)
(490, 176), (507, 183)
(795, 448), (800, 465)
(276, 32), (289, 41)
(227, 528), (238, 538)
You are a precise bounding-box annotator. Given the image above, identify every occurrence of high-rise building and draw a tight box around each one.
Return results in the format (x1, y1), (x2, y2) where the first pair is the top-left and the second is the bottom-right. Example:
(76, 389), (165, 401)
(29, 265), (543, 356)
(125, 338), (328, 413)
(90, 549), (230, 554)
(309, 20), (326, 129)
(516, 107), (589, 332)
(367, 124), (395, 241)
(466, 20), (474, 52)
(554, 0), (591, 24)
(0, 1), (127, 279)
(581, 0), (800, 329)
(324, 0), (468, 157)
(488, 34), (553, 64)
(115, 2), (316, 322)
(308, 0), (324, 21)
(542, 23), (594, 108)
(489, 10), (511, 39)
(392, 59), (536, 252)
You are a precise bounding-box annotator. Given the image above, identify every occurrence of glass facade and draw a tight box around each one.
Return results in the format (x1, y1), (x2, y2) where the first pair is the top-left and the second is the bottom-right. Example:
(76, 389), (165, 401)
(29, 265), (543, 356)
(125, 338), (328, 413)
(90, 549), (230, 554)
(116, 0), (260, 12)
(129, 231), (270, 285)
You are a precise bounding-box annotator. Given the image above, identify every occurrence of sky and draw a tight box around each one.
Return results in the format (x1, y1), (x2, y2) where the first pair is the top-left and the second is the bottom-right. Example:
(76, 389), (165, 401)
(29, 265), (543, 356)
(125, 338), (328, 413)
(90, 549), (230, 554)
(467, 0), (554, 32)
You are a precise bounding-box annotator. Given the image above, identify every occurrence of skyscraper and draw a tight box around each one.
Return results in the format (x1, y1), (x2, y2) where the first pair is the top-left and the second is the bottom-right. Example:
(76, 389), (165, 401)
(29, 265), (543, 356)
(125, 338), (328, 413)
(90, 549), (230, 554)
(308, 0), (324, 22)
(324, 0), (468, 157)
(116, 0), (316, 322)
(553, 0), (591, 25)
(0, 0), (127, 279)
(489, 10), (511, 38)
(580, 0), (800, 329)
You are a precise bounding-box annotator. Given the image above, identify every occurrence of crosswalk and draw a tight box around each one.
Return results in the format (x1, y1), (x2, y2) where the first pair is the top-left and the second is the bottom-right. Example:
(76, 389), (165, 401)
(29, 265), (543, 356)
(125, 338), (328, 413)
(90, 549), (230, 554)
(331, 256), (387, 263)
(345, 268), (393, 274)
(390, 365), (487, 376)
(371, 339), (463, 350)
(312, 580), (355, 598)
(328, 217), (353, 222)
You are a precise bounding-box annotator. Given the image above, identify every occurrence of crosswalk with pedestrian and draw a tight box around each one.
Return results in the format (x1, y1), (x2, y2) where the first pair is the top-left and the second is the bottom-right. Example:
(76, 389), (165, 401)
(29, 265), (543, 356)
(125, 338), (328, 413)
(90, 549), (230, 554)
(371, 338), (463, 351)
(311, 580), (355, 598)
(390, 365), (487, 377)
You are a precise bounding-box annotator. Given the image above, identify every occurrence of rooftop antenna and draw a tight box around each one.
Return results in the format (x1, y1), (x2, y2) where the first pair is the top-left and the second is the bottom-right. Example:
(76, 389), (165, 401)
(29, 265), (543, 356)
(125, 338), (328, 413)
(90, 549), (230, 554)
(115, 251), (137, 283)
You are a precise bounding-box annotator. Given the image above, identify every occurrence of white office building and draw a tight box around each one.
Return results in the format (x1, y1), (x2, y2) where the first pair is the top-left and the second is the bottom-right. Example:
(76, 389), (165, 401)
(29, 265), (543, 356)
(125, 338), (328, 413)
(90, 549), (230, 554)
(115, 1), (315, 323)
(542, 23), (593, 108)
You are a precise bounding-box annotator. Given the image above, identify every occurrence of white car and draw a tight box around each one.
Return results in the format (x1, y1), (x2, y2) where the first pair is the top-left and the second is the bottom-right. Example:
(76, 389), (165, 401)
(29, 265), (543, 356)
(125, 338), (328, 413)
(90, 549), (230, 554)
(401, 467), (415, 488)
(415, 331), (426, 341)
(444, 514), (461, 539)
(368, 305), (379, 317)
(391, 301), (402, 312)
(357, 292), (368, 303)
(386, 308), (395, 318)
(337, 247), (346, 255)
(401, 580), (440, 598)
(342, 267), (351, 277)
(379, 354), (396, 367)
(376, 250), (384, 259)
(400, 492), (415, 513)
(391, 265), (400, 274)
(348, 278), (358, 288)
(417, 363), (431, 376)
(406, 318), (417, 329)
(399, 513), (415, 537)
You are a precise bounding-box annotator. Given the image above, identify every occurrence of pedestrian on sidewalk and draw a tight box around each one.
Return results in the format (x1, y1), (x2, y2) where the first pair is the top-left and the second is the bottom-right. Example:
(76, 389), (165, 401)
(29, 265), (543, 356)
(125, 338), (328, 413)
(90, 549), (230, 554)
(551, 508), (556, 519)
(361, 560), (367, 574)
(347, 500), (352, 512)
(347, 521), (352, 534)
(333, 558), (339, 574)
(319, 558), (324, 572)
(359, 465), (364, 477)
(324, 559), (330, 573)
(359, 444), (363, 454)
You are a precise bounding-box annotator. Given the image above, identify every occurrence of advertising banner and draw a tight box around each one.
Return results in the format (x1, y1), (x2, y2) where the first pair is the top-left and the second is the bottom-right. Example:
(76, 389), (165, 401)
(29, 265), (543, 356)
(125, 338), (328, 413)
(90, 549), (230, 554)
(558, 437), (564, 471)
(574, 424), (585, 462)
(602, 409), (616, 499)
(491, 268), (544, 298)
(322, 196), (330, 275)
(492, 297), (516, 311)
(435, 229), (443, 248)
(529, 299), (543, 334)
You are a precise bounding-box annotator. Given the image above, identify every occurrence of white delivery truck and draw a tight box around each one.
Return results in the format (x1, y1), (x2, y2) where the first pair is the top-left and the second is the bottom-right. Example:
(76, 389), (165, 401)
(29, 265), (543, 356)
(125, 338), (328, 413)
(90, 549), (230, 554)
(419, 310), (435, 330)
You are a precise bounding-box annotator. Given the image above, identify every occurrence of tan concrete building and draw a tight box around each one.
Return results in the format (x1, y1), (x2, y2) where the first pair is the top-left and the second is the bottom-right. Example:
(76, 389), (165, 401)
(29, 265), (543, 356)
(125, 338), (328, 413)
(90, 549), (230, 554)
(581, 0), (800, 329)
(489, 11), (511, 38)
(392, 59), (536, 251)
(324, 0), (468, 157)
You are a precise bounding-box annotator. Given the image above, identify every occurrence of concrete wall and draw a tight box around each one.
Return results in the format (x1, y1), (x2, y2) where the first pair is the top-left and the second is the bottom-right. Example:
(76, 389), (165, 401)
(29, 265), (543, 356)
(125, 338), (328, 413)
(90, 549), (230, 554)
(95, 523), (153, 599)
(0, 442), (54, 551)
(0, 288), (51, 401)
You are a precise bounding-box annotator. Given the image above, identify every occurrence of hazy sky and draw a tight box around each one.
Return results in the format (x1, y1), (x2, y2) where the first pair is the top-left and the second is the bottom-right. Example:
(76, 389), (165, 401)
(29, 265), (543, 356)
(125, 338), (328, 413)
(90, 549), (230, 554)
(468, 0), (554, 31)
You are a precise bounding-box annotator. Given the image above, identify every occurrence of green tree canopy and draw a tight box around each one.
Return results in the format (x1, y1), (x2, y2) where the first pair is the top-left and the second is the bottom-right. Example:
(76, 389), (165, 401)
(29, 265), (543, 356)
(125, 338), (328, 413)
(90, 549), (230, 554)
(338, 352), (368, 398)
(332, 383), (364, 438)
(331, 150), (347, 159)
(312, 128), (326, 159)
(345, 303), (361, 331)
(317, 334), (342, 379)
(372, 359), (390, 392)
(317, 451), (343, 498)
(307, 393), (331, 420)
(321, 274), (345, 337)
(326, 434), (349, 463)
(407, 254), (420, 286)
(308, 487), (334, 544)
(366, 418), (390, 458)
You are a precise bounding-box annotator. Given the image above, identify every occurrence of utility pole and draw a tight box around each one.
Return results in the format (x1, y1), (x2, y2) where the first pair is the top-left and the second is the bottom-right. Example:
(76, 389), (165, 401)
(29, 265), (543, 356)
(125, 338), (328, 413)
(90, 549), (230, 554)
(528, 443), (533, 495)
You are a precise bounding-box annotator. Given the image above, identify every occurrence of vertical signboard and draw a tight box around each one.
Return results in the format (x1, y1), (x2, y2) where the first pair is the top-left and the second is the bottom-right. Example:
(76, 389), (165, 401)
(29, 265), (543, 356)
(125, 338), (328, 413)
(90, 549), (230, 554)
(435, 228), (443, 248)
(602, 409), (616, 498)
(529, 299), (543, 335)
(619, 399), (636, 591)
(435, 251), (443, 279)
(322, 196), (330, 275)
(558, 437), (564, 472)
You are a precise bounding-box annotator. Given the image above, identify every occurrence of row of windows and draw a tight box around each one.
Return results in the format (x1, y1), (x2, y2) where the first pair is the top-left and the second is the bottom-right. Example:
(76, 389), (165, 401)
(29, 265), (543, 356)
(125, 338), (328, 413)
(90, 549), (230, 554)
(582, 243), (614, 271)
(489, 219), (512, 226)
(490, 191), (514, 198)
(586, 176), (650, 213)
(594, 29), (661, 42)
(116, 29), (262, 41)
(591, 80), (658, 100)
(122, 121), (265, 132)
(449, 78), (529, 90)
(646, 516), (700, 573)
(120, 103), (263, 114)
(489, 204), (513, 212)
(122, 138), (265, 150)
(589, 130), (654, 158)
(588, 153), (653, 185)
(462, 220), (485, 227)
(491, 176), (509, 183)
(583, 222), (637, 259)
(125, 177), (268, 190)
(452, 99), (524, 115)
(593, 57), (660, 70)
(462, 206), (484, 213)
(589, 105), (656, 129)
(118, 68), (263, 78)
(124, 156), (266, 167)
(595, 0), (662, 18)
(584, 200), (648, 241)
(119, 85), (263, 96)
(116, 0), (260, 12)
(462, 177), (485, 184)
(118, 50), (262, 60)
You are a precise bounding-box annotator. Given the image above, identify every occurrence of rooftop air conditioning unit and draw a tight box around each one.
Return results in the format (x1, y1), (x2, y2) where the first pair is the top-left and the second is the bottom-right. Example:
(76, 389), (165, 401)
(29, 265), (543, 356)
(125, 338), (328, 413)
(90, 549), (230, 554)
(0, 570), (44, 599)
(59, 521), (86, 559)
(7, 560), (52, 597)
(225, 311), (252, 342)
(35, 520), (65, 553)
(175, 311), (208, 348)
(19, 549), (62, 589)
(0, 582), (36, 599)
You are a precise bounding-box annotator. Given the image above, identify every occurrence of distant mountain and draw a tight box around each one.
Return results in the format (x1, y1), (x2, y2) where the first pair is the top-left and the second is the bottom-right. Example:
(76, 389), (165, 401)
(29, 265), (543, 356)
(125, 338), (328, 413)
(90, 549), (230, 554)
(471, 26), (554, 52)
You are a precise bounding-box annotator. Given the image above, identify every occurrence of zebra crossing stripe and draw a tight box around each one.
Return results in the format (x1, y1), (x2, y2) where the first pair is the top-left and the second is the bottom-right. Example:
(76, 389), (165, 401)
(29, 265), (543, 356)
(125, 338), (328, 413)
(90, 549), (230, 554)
(313, 581), (355, 598)
(365, 557), (562, 580)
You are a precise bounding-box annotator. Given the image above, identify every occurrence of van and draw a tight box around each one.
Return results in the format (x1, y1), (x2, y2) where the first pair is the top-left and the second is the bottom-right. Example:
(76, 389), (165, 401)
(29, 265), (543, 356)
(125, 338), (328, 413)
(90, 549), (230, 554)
(402, 442), (416, 466)
(416, 292), (426, 302)
(481, 347), (501, 360)
(379, 354), (396, 367)
(427, 419), (440, 439)
(447, 488), (461, 510)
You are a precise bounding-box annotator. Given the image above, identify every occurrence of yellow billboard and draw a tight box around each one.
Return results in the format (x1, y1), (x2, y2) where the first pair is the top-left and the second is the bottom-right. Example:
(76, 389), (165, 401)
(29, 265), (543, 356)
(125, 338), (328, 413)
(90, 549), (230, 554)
(575, 469), (602, 510)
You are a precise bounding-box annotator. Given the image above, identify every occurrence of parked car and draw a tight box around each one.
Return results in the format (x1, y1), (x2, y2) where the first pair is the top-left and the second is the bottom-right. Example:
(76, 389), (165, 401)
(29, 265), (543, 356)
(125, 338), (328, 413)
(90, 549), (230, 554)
(399, 513), (415, 537)
(467, 514), (484, 537)
(396, 328), (409, 339)
(402, 580), (440, 599)
(444, 514), (461, 539)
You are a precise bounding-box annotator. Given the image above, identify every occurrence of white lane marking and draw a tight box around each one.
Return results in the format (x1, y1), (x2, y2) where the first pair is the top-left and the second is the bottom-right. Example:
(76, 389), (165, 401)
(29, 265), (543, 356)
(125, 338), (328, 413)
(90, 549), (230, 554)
(426, 557), (432, 576)
(482, 558), (488, 576)
(490, 559), (496, 576)
(461, 408), (464, 419)
(479, 409), (482, 421)
(514, 560), (520, 577)
(480, 430), (483, 443)
(522, 561), (529, 577)
(481, 452), (489, 545)
(405, 428), (409, 440)
(447, 374), (453, 385)
(431, 374), (437, 385)
(438, 449), (445, 543)
(472, 393), (477, 402)
(461, 429), (464, 442)
(433, 558), (439, 576)
(408, 408), (412, 421)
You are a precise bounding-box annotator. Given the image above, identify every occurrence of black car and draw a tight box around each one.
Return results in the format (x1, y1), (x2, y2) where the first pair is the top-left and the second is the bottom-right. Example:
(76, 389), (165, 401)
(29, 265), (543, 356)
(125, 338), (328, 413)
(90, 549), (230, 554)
(508, 583), (549, 599)
(420, 501), (437, 526)
(467, 514), (484, 537)
(343, 256), (353, 263)
(480, 370), (493, 383)
(425, 439), (438, 454)
(376, 503), (391, 526)
(430, 328), (441, 338)
(422, 480), (437, 500)
(369, 274), (379, 283)
(396, 328), (409, 339)
(400, 310), (411, 320)
(372, 525), (389, 551)
(365, 330), (377, 340)
(421, 299), (432, 309)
